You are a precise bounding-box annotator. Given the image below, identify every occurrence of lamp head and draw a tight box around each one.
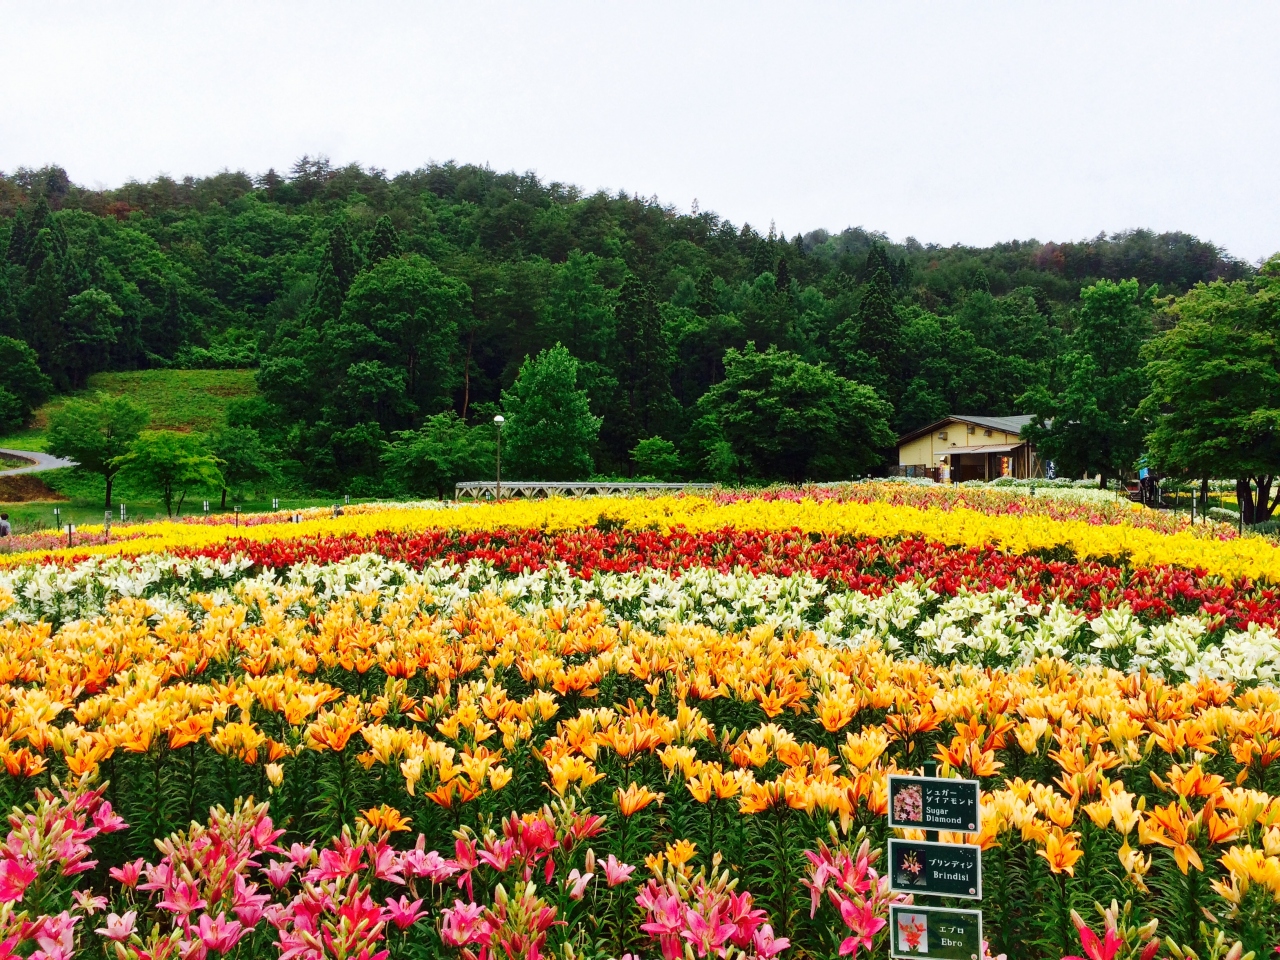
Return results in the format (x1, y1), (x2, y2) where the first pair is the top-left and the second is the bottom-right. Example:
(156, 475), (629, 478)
(493, 415), (505, 425)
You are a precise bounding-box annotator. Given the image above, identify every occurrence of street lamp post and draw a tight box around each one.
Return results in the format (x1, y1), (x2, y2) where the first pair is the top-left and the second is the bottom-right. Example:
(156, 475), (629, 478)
(493, 415), (505, 500)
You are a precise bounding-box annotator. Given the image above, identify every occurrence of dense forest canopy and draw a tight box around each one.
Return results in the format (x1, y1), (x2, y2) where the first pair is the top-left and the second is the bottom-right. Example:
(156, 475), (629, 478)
(0, 159), (1255, 491)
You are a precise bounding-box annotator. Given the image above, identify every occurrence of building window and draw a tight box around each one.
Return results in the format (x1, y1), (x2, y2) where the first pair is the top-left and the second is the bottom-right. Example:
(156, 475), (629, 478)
(938, 431), (948, 440)
(984, 429), (993, 437)
(967, 426), (975, 434)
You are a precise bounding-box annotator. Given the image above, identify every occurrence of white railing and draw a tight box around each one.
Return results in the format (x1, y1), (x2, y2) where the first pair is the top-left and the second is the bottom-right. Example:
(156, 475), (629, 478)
(454, 481), (716, 500)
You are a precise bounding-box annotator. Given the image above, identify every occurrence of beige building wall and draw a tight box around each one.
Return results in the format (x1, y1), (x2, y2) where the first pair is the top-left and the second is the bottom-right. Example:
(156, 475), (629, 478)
(897, 419), (1025, 467)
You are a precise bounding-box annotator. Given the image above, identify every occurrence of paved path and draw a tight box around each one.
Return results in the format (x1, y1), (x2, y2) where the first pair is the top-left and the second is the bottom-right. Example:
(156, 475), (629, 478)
(0, 448), (76, 476)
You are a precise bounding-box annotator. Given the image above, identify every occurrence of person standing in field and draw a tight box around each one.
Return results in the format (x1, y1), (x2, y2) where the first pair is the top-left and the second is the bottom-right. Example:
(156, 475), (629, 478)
(0, 514), (10, 536)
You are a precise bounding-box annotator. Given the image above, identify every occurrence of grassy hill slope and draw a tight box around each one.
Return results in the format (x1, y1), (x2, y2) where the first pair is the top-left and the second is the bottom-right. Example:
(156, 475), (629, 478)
(0, 369), (271, 529)
(0, 369), (258, 452)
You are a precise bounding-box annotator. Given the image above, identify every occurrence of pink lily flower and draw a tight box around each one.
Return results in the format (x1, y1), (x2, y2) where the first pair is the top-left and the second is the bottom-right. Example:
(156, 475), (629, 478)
(368, 842), (405, 884)
(441, 900), (488, 947)
(404, 847), (460, 883)
(0, 857), (37, 903)
(287, 842), (316, 866)
(72, 890), (108, 915)
(197, 912), (247, 954)
(478, 836), (518, 873)
(92, 802), (128, 834)
(30, 911), (78, 960)
(95, 911), (138, 942)
(382, 895), (429, 930)
(311, 842), (364, 881)
(837, 897), (886, 956)
(453, 838), (478, 899)
(231, 874), (271, 927)
(1064, 921), (1124, 960)
(604, 855), (636, 887)
(565, 869), (593, 900)
(109, 858), (147, 888)
(158, 880), (208, 917)
(263, 858), (296, 890)
(754, 924), (791, 959)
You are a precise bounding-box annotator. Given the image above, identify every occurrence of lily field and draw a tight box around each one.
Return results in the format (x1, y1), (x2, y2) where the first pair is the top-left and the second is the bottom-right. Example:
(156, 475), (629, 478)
(0, 485), (1278, 960)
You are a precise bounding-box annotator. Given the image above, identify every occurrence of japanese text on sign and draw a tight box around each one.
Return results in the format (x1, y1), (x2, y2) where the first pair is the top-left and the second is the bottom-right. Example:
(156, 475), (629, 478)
(888, 775), (981, 832)
(889, 904), (983, 960)
(888, 839), (982, 899)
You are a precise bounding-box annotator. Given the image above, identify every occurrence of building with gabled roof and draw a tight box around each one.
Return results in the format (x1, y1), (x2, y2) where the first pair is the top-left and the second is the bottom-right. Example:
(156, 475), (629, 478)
(896, 414), (1039, 481)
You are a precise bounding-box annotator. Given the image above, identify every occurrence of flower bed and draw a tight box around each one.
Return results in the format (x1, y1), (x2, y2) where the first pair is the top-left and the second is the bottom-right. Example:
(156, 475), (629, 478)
(1, 493), (1275, 583)
(0, 491), (1276, 960)
(4, 544), (1280, 682)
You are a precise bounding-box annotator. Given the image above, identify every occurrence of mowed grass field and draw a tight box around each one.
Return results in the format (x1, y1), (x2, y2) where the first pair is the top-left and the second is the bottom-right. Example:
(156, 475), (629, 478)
(0, 369), (258, 452)
(0, 369), (266, 529)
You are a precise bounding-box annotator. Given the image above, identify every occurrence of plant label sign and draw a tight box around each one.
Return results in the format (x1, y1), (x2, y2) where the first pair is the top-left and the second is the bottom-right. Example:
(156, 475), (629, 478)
(888, 838), (982, 899)
(888, 774), (981, 832)
(889, 904), (983, 960)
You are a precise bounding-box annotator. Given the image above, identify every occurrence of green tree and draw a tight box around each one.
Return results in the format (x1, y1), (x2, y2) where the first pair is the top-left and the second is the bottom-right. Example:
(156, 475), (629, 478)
(608, 275), (677, 470)
(333, 255), (469, 419)
(57, 289), (120, 388)
(21, 228), (66, 367)
(46, 394), (149, 508)
(0, 336), (52, 431)
(0, 261), (18, 338)
(207, 425), (280, 508)
(309, 254), (346, 328)
(1141, 256), (1280, 522)
(631, 436), (681, 481)
(4, 208), (30, 266)
(1021, 278), (1154, 487)
(381, 411), (492, 498)
(327, 222), (361, 298)
(856, 268), (899, 385)
(111, 431), (224, 517)
(143, 280), (189, 361)
(696, 343), (894, 482)
(502, 344), (601, 480)
(307, 223), (362, 327)
(365, 216), (402, 266)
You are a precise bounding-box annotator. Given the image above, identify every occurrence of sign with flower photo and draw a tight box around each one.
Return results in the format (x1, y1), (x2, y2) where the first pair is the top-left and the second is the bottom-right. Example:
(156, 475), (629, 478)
(888, 775), (981, 831)
(890, 904), (983, 960)
(888, 838), (982, 898)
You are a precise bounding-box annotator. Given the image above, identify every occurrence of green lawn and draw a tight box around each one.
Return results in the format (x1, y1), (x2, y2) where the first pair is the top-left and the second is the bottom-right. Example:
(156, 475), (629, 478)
(0, 494), (371, 536)
(0, 369), (264, 521)
(0, 461), (356, 534)
(31, 368), (258, 434)
(0, 369), (258, 453)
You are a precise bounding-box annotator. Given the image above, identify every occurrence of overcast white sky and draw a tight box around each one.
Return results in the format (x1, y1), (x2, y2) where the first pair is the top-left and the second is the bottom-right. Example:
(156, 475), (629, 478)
(2, 2), (1277, 262)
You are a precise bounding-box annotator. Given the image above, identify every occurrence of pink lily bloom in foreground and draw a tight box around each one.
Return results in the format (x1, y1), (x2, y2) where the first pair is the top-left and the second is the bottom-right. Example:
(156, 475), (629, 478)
(383, 895), (429, 930)
(95, 911), (138, 942)
(0, 857), (37, 903)
(109, 858), (146, 888)
(604, 854), (636, 887)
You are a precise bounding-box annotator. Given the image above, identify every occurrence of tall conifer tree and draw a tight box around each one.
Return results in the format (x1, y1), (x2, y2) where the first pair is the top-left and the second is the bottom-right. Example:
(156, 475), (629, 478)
(858, 267), (899, 366)
(5, 208), (29, 266)
(611, 275), (677, 470)
(365, 216), (402, 265)
(22, 228), (65, 367)
(0, 264), (18, 339)
(328, 223), (361, 297)
(775, 257), (791, 293)
(309, 256), (344, 327)
(694, 269), (717, 319)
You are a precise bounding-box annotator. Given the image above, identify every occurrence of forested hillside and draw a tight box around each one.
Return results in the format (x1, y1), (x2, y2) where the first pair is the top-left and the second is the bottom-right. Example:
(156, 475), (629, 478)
(0, 160), (1253, 491)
